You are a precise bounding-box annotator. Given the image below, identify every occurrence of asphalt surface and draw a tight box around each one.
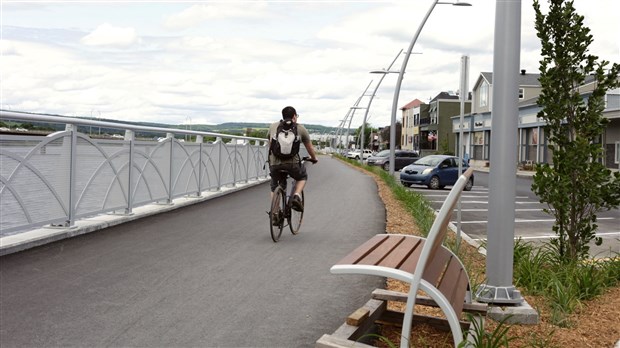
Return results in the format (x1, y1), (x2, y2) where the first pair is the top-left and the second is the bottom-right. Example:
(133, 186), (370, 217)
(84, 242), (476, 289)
(399, 169), (620, 258)
(0, 156), (386, 348)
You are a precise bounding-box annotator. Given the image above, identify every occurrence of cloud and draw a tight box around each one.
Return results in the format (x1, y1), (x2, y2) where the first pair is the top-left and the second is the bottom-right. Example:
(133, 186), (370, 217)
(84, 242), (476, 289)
(164, 2), (269, 30)
(81, 23), (140, 47)
(2, 0), (617, 128)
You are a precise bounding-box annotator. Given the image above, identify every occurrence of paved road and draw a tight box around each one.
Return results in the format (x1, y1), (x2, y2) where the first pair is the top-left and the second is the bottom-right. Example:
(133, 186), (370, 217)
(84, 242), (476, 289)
(401, 169), (620, 258)
(0, 156), (385, 348)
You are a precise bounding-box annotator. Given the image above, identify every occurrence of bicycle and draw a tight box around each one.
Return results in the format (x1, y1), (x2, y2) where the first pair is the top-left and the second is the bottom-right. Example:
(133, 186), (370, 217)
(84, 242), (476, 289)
(268, 157), (316, 242)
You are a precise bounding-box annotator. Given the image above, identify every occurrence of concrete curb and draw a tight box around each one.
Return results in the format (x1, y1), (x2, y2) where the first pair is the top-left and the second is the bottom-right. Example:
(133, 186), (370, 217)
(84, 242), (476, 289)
(0, 179), (270, 256)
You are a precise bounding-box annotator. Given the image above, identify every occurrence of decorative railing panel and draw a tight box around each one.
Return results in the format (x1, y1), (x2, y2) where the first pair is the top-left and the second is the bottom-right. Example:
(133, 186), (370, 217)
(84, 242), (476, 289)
(0, 111), (269, 237)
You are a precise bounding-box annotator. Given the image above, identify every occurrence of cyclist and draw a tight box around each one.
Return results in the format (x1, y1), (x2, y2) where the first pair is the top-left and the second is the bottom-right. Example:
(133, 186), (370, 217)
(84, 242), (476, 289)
(268, 106), (318, 212)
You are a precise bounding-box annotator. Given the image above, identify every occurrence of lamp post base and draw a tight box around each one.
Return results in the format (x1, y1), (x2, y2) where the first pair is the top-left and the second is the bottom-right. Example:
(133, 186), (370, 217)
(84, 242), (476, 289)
(475, 284), (523, 304)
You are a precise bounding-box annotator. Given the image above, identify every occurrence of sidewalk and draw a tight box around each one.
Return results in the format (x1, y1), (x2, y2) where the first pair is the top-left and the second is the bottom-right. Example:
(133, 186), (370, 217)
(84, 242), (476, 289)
(473, 164), (619, 177)
(472, 165), (535, 177)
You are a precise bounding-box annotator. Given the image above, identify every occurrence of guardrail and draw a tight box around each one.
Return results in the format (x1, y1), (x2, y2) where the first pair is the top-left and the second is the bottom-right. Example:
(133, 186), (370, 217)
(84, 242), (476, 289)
(0, 111), (269, 237)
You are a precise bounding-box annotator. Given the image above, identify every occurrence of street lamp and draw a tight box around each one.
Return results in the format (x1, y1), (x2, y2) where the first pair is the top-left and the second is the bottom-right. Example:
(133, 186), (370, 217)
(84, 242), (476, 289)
(385, 0), (471, 176)
(360, 49), (405, 162)
(341, 81), (373, 153)
(387, 1), (471, 347)
(349, 105), (367, 160)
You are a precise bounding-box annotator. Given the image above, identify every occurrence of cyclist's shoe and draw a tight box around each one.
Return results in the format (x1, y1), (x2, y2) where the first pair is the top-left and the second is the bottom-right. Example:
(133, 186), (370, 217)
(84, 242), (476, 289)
(291, 194), (303, 212)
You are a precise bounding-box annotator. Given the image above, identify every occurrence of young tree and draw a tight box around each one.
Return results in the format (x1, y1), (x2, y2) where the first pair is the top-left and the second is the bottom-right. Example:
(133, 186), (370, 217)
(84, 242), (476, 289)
(532, 0), (620, 261)
(354, 123), (376, 149)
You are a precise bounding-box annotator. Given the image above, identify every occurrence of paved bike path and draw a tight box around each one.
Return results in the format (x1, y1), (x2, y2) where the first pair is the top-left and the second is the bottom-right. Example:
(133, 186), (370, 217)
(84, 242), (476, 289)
(0, 156), (386, 348)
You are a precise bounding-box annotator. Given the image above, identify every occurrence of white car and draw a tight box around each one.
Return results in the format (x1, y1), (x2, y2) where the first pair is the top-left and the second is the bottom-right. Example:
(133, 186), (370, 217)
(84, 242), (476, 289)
(346, 149), (374, 160)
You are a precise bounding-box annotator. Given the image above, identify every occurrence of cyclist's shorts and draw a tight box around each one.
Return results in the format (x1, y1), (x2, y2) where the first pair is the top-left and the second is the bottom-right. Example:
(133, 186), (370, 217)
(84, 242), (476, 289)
(269, 163), (308, 192)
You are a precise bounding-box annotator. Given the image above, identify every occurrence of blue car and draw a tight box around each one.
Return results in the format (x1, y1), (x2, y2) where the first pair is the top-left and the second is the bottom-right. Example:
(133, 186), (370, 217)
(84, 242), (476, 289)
(400, 155), (473, 190)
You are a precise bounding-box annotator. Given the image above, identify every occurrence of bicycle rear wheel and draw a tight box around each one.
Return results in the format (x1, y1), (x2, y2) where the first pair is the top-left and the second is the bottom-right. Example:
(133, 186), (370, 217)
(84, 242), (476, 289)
(270, 187), (286, 242)
(289, 191), (304, 235)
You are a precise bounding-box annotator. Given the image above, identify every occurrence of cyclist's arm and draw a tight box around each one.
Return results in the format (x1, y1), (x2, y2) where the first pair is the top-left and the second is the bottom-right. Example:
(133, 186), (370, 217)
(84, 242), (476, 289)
(303, 140), (318, 163)
(298, 124), (318, 163)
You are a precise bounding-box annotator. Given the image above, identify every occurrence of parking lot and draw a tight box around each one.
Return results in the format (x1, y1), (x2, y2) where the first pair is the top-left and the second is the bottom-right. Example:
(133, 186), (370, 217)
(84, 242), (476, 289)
(399, 169), (620, 259)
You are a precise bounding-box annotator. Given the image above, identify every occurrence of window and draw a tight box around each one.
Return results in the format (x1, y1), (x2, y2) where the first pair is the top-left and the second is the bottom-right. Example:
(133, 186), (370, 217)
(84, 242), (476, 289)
(616, 142), (620, 164)
(473, 132), (484, 145)
(479, 82), (489, 107)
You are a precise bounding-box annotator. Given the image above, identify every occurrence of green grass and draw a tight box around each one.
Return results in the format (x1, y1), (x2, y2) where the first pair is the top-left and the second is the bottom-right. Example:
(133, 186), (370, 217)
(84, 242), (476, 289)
(337, 155), (436, 237)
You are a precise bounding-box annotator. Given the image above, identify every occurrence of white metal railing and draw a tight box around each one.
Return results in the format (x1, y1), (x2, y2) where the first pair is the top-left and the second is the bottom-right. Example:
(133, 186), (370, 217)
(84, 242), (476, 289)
(0, 111), (269, 237)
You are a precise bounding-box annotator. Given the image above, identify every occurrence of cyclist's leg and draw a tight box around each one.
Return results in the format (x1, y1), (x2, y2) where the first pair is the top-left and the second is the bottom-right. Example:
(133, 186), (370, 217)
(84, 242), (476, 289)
(289, 163), (308, 196)
(293, 180), (306, 196)
(269, 166), (286, 199)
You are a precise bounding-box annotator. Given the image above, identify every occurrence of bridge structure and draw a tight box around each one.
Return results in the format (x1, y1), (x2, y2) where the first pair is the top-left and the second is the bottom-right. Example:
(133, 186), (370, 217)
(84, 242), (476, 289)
(0, 111), (387, 347)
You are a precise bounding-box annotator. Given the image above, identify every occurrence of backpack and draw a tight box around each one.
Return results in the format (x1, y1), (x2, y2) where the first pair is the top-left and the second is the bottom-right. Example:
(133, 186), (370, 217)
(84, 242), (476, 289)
(270, 120), (301, 160)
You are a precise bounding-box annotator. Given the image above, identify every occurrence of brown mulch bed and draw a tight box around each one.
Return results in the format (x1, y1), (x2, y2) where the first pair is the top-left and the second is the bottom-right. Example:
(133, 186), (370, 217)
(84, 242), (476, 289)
(347, 162), (620, 348)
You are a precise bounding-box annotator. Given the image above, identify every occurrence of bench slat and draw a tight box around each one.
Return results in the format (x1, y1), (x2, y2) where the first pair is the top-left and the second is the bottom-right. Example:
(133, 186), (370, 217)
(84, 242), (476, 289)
(423, 248), (452, 287)
(335, 234), (388, 265)
(394, 237), (425, 273)
(438, 259), (469, 315)
(371, 289), (488, 314)
(380, 236), (423, 270)
(360, 235), (406, 266)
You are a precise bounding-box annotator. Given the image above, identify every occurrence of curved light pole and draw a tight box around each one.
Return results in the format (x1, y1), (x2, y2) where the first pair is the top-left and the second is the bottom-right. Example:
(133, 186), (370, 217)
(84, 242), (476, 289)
(386, 2), (472, 346)
(386, 0), (471, 176)
(334, 117), (347, 152)
(360, 49), (404, 162)
(344, 81), (373, 151)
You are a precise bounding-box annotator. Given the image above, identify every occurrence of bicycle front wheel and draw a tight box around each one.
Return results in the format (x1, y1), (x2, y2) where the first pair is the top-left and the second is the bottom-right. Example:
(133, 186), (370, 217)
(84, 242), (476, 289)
(270, 187), (286, 242)
(289, 191), (304, 235)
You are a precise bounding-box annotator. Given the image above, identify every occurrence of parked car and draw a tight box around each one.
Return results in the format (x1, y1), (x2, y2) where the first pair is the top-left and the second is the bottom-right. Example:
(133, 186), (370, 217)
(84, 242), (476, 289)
(366, 150), (419, 171)
(346, 149), (374, 160)
(399, 155), (473, 190)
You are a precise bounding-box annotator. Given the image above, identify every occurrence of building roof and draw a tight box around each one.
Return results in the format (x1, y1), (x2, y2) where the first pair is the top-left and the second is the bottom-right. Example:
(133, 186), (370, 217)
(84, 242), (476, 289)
(400, 98), (423, 110)
(479, 71), (599, 93)
(430, 91), (461, 102)
(480, 70), (542, 87)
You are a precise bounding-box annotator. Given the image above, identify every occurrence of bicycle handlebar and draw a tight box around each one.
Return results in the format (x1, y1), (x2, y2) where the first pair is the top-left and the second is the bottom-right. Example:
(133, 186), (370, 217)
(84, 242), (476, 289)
(301, 156), (318, 164)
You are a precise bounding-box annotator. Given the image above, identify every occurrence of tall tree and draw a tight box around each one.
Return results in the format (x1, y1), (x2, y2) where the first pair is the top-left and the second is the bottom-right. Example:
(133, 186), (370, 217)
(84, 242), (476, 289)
(354, 123), (376, 149)
(532, 0), (620, 261)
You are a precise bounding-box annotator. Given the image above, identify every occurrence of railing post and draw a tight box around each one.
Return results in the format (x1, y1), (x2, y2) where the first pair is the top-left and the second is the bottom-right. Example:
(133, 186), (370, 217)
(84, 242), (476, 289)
(216, 137), (222, 190)
(66, 124), (77, 228)
(167, 132), (174, 204)
(125, 129), (135, 214)
(196, 135), (203, 196)
(233, 140), (237, 187)
(246, 140), (250, 183)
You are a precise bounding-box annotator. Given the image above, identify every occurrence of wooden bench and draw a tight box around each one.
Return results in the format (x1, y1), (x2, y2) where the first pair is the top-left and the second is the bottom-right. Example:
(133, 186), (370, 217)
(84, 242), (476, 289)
(323, 168), (484, 348)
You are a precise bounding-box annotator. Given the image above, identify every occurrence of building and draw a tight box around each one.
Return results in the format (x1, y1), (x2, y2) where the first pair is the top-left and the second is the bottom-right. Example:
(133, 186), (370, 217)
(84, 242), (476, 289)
(400, 99), (423, 151)
(414, 92), (471, 157)
(452, 70), (620, 169)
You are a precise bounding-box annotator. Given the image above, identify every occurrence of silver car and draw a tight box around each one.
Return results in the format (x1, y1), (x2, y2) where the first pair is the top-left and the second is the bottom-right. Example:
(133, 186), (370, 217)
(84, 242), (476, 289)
(366, 150), (419, 171)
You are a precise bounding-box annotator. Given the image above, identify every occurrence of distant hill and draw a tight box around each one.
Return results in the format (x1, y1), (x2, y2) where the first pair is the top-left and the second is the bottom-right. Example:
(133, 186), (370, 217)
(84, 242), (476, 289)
(108, 120), (344, 135)
(197, 122), (342, 135)
(2, 114), (348, 137)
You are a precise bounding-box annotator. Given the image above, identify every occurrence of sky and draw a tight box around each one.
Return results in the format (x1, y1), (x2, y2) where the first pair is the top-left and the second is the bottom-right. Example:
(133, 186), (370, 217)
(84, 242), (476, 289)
(1, 0), (619, 129)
